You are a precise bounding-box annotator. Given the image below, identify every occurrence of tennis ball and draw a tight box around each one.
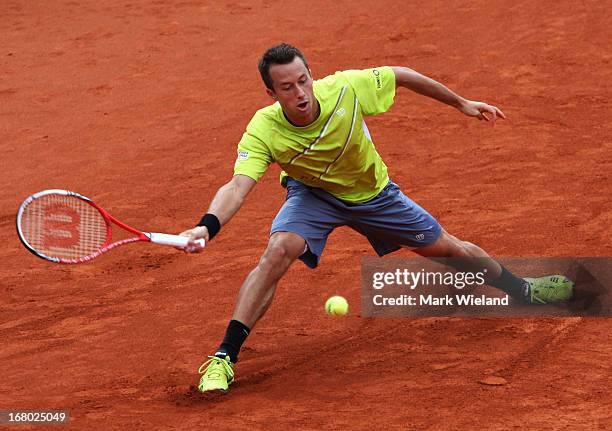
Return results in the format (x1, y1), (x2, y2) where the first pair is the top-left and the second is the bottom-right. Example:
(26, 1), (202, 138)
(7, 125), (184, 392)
(325, 295), (348, 316)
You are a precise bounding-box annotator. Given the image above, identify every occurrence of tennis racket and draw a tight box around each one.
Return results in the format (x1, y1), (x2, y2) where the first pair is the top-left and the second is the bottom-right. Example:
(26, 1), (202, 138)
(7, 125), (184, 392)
(16, 189), (204, 264)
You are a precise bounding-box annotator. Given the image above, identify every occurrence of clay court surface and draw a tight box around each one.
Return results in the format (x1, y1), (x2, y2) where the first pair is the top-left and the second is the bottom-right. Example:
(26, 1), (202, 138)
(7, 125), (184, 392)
(1, 0), (611, 429)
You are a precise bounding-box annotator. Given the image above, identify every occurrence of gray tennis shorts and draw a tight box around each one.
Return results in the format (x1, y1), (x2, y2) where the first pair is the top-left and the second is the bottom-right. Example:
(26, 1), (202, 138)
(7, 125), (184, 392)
(270, 178), (442, 268)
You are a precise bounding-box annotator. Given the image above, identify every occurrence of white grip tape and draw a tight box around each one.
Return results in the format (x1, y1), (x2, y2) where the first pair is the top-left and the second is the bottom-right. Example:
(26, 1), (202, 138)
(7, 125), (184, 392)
(149, 233), (205, 248)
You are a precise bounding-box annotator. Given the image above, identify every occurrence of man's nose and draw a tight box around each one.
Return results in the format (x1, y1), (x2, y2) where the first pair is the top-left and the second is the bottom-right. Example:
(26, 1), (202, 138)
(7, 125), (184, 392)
(295, 85), (306, 98)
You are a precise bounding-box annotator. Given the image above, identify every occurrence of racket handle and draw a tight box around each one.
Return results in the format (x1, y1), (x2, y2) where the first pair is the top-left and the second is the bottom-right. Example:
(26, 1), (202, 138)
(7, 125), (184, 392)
(149, 233), (205, 249)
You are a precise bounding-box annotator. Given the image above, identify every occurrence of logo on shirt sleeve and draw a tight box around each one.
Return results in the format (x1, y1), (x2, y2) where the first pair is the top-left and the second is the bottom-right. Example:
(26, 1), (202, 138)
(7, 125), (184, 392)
(237, 150), (249, 161)
(372, 69), (382, 90)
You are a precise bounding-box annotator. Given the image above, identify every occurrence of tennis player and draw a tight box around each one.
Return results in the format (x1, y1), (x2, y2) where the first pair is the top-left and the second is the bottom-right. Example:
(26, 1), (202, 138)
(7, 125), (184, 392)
(179, 43), (573, 393)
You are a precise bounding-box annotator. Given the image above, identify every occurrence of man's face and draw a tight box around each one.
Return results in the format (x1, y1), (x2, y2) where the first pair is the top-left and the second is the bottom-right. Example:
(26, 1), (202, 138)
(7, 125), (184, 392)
(266, 57), (318, 127)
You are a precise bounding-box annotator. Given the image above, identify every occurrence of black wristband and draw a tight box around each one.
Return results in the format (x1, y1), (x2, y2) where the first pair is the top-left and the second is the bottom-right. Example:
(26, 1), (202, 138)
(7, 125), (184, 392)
(196, 213), (221, 240)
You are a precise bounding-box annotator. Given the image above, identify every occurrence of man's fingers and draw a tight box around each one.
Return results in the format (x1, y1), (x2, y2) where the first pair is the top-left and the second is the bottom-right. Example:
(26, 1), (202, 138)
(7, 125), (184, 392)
(480, 105), (502, 124)
(487, 108), (496, 124)
(174, 229), (205, 253)
(183, 244), (203, 254)
(495, 106), (507, 119)
(189, 237), (206, 249)
(185, 236), (205, 253)
(191, 238), (206, 248)
(486, 105), (506, 122)
(177, 240), (199, 252)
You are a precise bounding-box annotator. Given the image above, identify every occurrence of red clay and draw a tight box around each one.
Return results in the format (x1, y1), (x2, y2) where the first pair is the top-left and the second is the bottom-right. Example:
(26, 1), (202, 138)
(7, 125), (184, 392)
(1, 1), (611, 429)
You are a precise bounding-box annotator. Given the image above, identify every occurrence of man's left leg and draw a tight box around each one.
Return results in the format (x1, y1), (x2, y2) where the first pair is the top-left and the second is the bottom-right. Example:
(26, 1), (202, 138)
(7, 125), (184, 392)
(413, 229), (526, 301)
(412, 229), (573, 303)
(347, 180), (573, 304)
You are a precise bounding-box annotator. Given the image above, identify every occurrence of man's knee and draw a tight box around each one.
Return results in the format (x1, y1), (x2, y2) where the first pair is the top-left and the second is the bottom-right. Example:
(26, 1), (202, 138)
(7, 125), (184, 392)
(450, 237), (478, 258)
(416, 230), (474, 258)
(258, 232), (305, 274)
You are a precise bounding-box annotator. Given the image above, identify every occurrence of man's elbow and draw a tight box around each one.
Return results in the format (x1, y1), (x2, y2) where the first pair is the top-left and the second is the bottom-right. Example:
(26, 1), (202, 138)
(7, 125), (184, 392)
(391, 66), (418, 89)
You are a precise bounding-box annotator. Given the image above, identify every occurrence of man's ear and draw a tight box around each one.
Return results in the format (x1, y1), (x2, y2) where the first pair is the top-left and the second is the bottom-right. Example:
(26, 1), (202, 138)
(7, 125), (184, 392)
(266, 88), (277, 100)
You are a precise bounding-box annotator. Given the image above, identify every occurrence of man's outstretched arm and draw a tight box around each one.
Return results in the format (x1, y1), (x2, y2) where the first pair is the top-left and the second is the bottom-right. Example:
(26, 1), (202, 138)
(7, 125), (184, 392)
(391, 66), (506, 123)
(180, 174), (256, 251)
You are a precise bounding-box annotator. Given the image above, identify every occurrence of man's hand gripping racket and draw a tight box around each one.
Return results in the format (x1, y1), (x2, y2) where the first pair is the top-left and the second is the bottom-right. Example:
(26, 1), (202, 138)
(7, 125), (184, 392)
(178, 226), (209, 254)
(16, 189), (205, 264)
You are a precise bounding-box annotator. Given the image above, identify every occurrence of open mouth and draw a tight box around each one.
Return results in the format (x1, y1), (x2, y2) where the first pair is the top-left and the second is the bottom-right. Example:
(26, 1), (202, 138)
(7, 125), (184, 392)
(297, 100), (308, 110)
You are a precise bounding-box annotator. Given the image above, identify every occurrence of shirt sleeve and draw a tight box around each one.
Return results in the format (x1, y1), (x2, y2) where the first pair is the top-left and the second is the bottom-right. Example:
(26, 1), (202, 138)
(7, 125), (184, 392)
(233, 130), (273, 182)
(340, 66), (396, 116)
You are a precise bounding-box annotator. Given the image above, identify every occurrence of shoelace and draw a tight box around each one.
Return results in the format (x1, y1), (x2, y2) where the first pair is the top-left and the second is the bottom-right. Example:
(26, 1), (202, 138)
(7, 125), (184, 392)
(198, 356), (235, 380)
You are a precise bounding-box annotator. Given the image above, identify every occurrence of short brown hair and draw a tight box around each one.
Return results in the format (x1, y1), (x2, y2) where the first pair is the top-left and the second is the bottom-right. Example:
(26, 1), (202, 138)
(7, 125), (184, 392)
(258, 43), (310, 90)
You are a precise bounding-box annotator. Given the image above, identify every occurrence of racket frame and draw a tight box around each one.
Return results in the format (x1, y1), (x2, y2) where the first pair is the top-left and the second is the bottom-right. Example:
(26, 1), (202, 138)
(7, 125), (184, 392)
(16, 189), (202, 264)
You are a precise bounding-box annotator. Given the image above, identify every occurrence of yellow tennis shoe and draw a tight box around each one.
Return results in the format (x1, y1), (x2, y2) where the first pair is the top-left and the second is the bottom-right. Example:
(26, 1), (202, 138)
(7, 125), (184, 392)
(524, 275), (574, 304)
(198, 355), (235, 393)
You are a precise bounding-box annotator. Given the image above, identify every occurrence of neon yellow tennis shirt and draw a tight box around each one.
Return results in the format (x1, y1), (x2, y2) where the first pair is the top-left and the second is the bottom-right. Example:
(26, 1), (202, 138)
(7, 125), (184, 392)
(234, 66), (396, 203)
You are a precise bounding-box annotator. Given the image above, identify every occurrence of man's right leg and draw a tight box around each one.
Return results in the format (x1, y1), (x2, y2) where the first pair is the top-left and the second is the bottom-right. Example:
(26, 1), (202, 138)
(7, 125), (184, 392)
(233, 232), (306, 328)
(198, 231), (305, 393)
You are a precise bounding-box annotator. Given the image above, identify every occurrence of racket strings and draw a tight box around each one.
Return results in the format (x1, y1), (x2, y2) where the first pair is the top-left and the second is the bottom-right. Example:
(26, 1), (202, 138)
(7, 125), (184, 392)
(20, 194), (108, 260)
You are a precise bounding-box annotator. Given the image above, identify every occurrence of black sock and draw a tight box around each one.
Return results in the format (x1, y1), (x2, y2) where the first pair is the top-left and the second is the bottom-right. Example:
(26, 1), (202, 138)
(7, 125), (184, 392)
(214, 319), (250, 363)
(489, 266), (530, 301)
